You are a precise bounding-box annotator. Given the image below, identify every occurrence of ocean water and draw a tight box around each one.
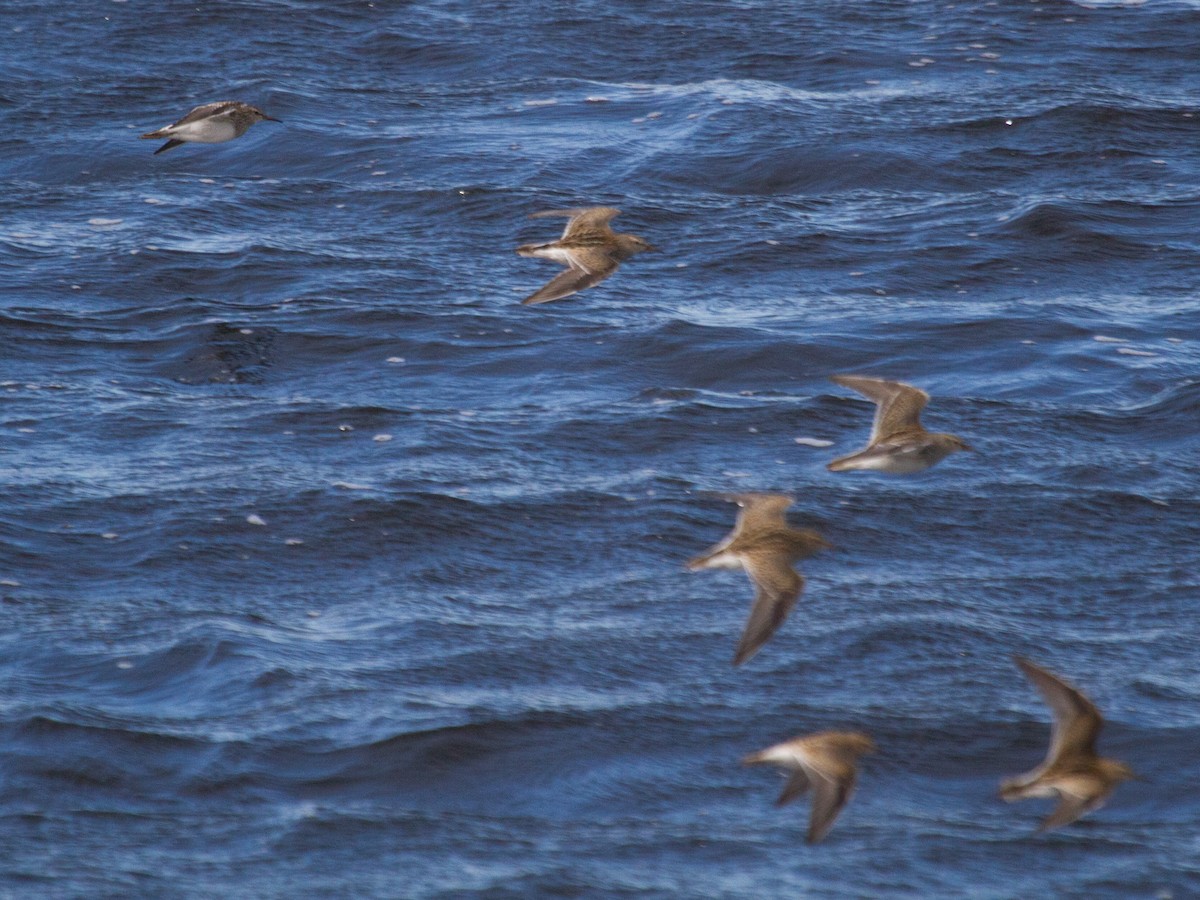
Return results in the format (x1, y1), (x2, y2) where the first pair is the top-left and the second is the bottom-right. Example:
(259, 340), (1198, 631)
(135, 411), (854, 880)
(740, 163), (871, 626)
(2, 0), (1199, 896)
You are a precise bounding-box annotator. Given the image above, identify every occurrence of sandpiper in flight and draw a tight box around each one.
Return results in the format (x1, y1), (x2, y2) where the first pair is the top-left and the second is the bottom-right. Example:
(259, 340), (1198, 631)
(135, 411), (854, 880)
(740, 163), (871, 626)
(515, 206), (656, 305)
(141, 101), (281, 155)
(1000, 657), (1136, 832)
(687, 494), (830, 666)
(743, 730), (875, 844)
(827, 375), (972, 474)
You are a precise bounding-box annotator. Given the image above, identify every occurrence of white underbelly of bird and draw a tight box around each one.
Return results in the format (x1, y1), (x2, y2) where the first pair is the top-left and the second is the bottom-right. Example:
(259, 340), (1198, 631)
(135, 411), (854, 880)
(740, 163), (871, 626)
(166, 119), (241, 143)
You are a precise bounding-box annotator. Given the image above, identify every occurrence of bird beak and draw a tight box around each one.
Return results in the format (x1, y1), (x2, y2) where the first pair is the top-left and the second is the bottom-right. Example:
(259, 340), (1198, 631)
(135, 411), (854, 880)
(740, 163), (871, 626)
(642, 243), (659, 252)
(264, 116), (283, 123)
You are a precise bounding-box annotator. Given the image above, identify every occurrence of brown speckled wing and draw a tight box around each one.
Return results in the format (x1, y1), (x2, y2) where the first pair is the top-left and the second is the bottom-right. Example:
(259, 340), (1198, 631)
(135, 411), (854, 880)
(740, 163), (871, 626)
(731, 494), (793, 536)
(530, 206), (621, 239)
(776, 769), (811, 807)
(521, 254), (617, 305)
(831, 375), (930, 442)
(805, 767), (855, 844)
(1038, 791), (1092, 832)
(172, 101), (239, 127)
(733, 552), (802, 666)
(1015, 657), (1103, 763)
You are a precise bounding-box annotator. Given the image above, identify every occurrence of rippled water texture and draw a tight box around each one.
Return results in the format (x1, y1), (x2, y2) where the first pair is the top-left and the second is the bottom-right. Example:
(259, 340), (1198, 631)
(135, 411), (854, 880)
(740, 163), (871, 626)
(2, 1), (1199, 897)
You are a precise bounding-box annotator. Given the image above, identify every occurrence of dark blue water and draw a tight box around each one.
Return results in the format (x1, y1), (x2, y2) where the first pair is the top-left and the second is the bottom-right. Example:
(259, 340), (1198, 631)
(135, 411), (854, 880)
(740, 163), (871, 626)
(2, 0), (1199, 896)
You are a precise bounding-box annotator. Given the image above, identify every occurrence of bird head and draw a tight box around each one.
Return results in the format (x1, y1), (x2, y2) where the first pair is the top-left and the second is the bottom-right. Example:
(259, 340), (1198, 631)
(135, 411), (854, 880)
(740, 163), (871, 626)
(1103, 759), (1140, 784)
(249, 106), (282, 124)
(947, 434), (973, 453)
(997, 777), (1023, 801)
(617, 234), (657, 257)
(842, 732), (876, 758)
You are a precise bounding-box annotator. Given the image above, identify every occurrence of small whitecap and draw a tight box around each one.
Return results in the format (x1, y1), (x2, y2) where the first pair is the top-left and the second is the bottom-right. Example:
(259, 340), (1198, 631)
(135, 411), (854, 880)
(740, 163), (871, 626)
(333, 481), (371, 490)
(143, 197), (164, 205)
(246, 514), (267, 526)
(631, 117), (646, 124)
(1116, 348), (1158, 357)
(386, 356), (405, 364)
(585, 96), (609, 103)
(765, 239), (780, 246)
(102, 532), (118, 540)
(1021, 339), (1036, 345)
(0, 579), (19, 587)
(748, 426), (759, 433)
(338, 424), (354, 432)
(1093, 335), (1126, 343)
(794, 437), (834, 448)
(285, 538), (304, 546)
(116, 660), (133, 669)
(373, 433), (393, 442)
(239, 328), (253, 335)
(523, 99), (557, 107)
(1166, 337), (1183, 344)
(88, 218), (123, 227)
(646, 111), (663, 119)
(306, 610), (321, 618)
(371, 170), (387, 176)
(199, 178), (215, 184)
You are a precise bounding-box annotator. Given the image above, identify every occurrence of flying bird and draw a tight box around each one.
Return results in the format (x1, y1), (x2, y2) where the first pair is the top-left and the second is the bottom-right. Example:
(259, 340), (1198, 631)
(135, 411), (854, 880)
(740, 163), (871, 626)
(827, 375), (972, 474)
(688, 493), (830, 666)
(743, 730), (875, 844)
(515, 206), (655, 305)
(141, 101), (281, 155)
(1000, 656), (1136, 832)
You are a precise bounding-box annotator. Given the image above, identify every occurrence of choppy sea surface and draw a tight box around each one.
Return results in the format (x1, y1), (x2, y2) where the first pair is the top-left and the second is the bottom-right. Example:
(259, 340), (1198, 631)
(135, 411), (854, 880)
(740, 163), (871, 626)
(2, 1), (1199, 897)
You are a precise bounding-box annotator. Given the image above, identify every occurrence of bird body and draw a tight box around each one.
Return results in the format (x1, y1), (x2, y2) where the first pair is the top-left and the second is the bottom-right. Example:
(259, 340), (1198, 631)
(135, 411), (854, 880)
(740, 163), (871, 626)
(827, 375), (971, 474)
(141, 101), (281, 155)
(1000, 657), (1135, 831)
(688, 494), (830, 666)
(516, 207), (655, 304)
(744, 730), (875, 843)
